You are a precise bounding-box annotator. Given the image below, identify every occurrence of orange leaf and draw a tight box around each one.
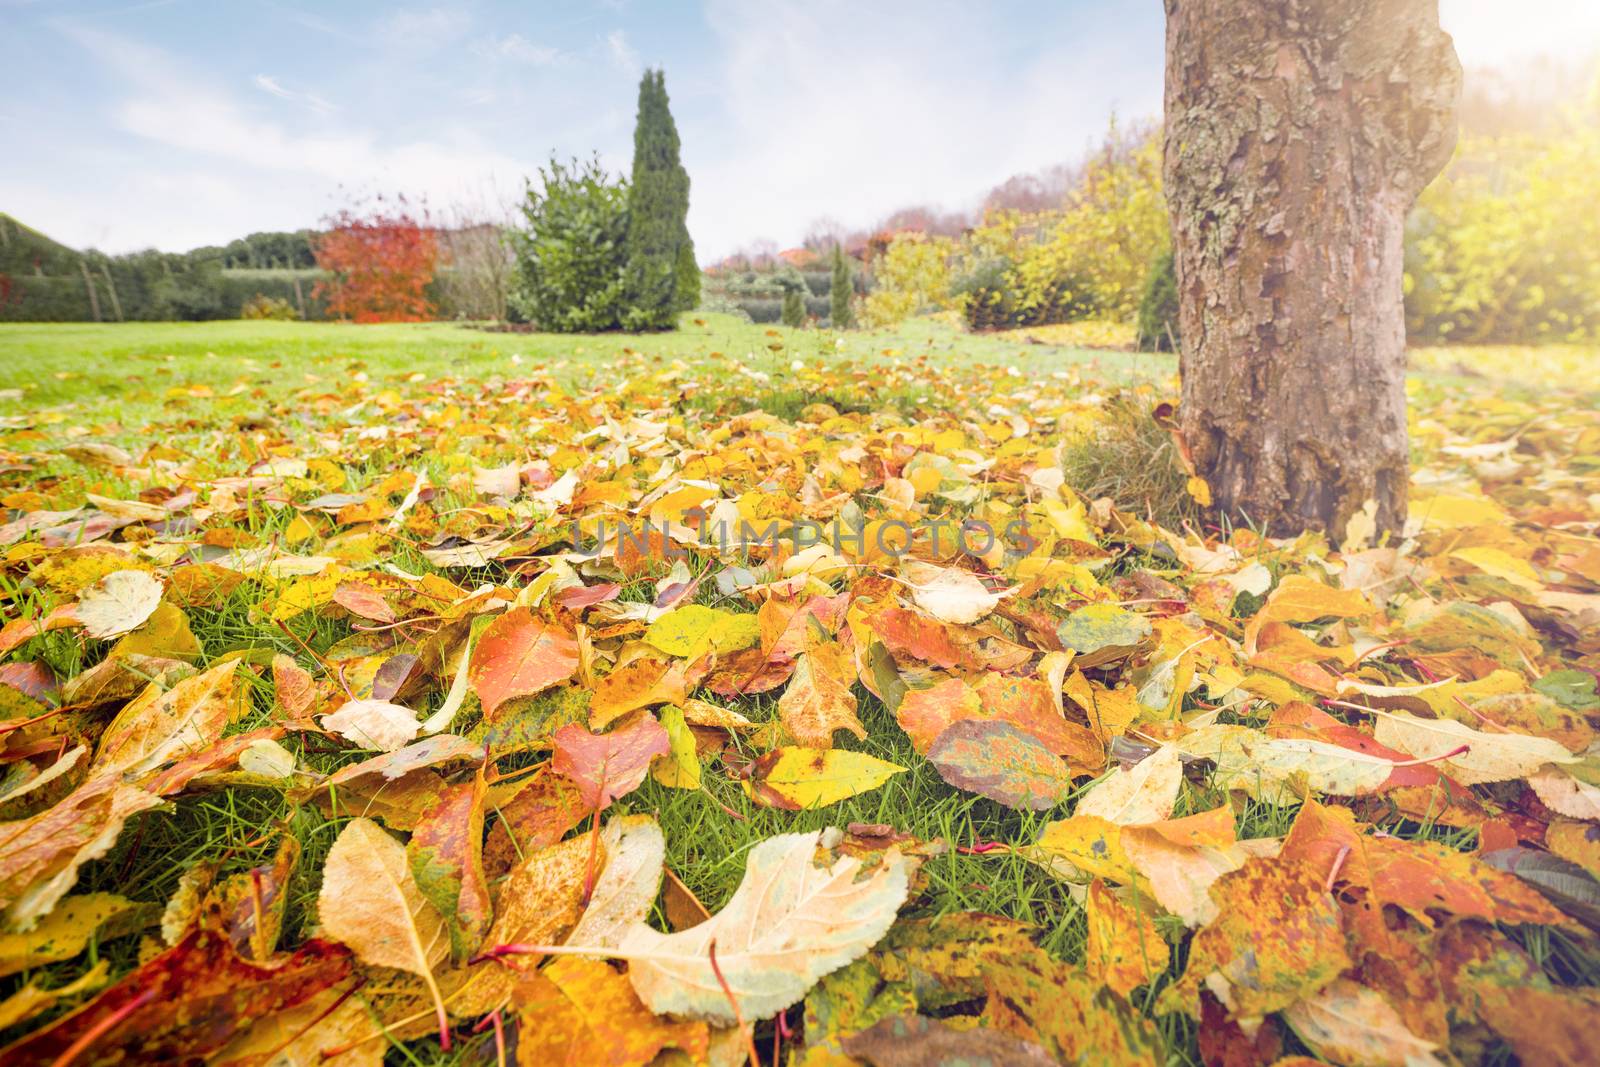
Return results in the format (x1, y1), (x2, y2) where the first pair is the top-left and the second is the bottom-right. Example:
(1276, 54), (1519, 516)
(469, 608), (580, 719)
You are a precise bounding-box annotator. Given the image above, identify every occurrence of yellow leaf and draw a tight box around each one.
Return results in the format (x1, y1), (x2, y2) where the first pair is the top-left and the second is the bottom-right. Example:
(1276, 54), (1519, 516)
(742, 748), (905, 809)
(652, 705), (702, 790)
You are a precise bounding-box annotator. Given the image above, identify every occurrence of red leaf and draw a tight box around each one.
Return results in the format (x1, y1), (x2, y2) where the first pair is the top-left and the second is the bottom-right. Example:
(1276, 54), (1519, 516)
(552, 715), (670, 812)
(0, 929), (350, 1063)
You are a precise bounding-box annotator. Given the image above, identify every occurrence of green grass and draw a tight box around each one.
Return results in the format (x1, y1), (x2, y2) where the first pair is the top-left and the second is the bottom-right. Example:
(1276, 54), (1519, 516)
(0, 313), (1158, 416)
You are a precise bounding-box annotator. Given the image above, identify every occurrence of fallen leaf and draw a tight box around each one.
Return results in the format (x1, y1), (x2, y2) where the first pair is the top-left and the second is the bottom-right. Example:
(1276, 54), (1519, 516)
(841, 1013), (1054, 1066)
(1244, 575), (1373, 654)
(94, 657), (244, 782)
(0, 961), (110, 1033)
(214, 983), (382, 1067)
(469, 608), (580, 718)
(317, 818), (451, 1046)
(551, 715), (671, 812)
(1076, 745), (1184, 825)
(980, 952), (1166, 1066)
(590, 657), (688, 730)
(899, 560), (1013, 624)
(408, 768), (491, 962)
(0, 892), (157, 978)
(483, 771), (589, 877)
(926, 720), (1073, 810)
(321, 698), (421, 752)
(0, 929), (350, 1064)
(779, 639), (867, 748)
(1371, 710), (1578, 785)
(1280, 978), (1442, 1067)
(0, 776), (165, 931)
(588, 829), (910, 1025)
(1159, 854), (1351, 1020)
(564, 815), (665, 952)
(331, 581), (396, 624)
(741, 747), (907, 809)
(1085, 880), (1169, 997)
(651, 703), (702, 790)
(1529, 765), (1600, 819)
(76, 569), (164, 638)
(1057, 603), (1151, 664)
(454, 835), (591, 1016)
(513, 956), (709, 1067)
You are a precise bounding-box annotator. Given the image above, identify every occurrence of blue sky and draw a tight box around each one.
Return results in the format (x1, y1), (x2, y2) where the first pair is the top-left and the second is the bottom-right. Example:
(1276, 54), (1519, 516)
(3, 1), (1597, 259)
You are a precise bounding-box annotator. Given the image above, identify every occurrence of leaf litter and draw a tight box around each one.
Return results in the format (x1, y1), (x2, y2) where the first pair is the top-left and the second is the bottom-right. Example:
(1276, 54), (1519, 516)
(0, 343), (1596, 1063)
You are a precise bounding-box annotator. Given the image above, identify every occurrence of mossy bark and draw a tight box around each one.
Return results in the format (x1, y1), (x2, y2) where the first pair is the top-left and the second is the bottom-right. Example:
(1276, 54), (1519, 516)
(1164, 0), (1460, 539)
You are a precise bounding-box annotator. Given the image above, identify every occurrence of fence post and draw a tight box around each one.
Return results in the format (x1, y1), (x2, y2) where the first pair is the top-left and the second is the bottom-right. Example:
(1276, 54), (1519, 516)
(293, 274), (306, 318)
(100, 265), (125, 322)
(78, 260), (102, 322)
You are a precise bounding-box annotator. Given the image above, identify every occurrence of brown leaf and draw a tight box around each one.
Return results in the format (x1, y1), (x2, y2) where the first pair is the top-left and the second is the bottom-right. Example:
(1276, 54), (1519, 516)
(321, 698), (422, 752)
(842, 1013), (1055, 1066)
(0, 775), (165, 930)
(778, 638), (866, 747)
(1197, 990), (1283, 1067)
(271, 653), (319, 718)
(332, 581), (397, 624)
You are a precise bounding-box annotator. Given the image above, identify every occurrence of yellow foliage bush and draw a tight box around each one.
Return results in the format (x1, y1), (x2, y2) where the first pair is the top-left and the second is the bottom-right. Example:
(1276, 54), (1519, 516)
(1406, 125), (1600, 343)
(860, 233), (958, 328)
(929, 123), (1170, 332)
(1009, 131), (1168, 323)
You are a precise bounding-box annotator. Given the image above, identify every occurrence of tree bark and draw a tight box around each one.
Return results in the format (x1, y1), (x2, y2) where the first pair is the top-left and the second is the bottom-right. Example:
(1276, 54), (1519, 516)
(1164, 0), (1460, 539)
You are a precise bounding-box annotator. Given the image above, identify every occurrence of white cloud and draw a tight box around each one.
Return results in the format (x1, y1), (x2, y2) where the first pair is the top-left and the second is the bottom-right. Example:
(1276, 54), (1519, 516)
(607, 29), (640, 76)
(380, 6), (470, 46)
(474, 32), (560, 65)
(37, 21), (529, 251)
(252, 73), (335, 113)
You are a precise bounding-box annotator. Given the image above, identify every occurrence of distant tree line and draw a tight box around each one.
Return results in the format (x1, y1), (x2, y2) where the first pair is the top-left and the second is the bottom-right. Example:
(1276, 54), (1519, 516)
(0, 212), (505, 323)
(0, 213), (330, 322)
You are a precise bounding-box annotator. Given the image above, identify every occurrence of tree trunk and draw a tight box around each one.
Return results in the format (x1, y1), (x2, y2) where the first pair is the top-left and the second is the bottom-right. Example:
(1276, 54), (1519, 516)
(1163, 0), (1459, 539)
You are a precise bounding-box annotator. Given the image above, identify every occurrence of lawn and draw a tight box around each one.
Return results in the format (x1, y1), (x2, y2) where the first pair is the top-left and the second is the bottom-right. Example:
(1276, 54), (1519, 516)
(0, 317), (1598, 1065)
(0, 313), (1162, 415)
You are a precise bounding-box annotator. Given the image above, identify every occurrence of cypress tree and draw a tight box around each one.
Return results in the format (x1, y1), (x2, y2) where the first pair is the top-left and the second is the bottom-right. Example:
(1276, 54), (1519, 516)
(623, 70), (696, 330)
(781, 285), (805, 328)
(829, 244), (854, 328)
(673, 241), (700, 314)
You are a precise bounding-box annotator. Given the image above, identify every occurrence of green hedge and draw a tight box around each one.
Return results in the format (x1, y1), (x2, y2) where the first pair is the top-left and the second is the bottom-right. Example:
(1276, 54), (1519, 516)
(0, 263), (331, 322)
(219, 270), (329, 319)
(0, 275), (94, 322)
(737, 295), (832, 324)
